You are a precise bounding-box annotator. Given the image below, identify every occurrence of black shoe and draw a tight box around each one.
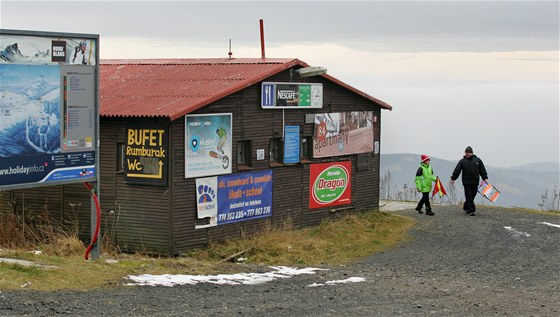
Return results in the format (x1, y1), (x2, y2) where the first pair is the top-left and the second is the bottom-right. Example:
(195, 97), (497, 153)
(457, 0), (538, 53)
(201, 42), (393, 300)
(426, 211), (434, 216)
(469, 212), (475, 216)
(415, 207), (423, 214)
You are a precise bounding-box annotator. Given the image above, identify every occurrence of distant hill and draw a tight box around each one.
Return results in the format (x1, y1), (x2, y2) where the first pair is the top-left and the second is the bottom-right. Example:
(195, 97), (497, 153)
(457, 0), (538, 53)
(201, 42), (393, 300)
(502, 162), (560, 173)
(380, 153), (560, 210)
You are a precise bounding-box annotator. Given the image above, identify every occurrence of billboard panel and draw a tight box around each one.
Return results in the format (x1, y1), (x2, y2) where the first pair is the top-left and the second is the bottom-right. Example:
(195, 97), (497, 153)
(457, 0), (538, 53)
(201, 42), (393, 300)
(185, 113), (232, 178)
(313, 111), (375, 158)
(309, 161), (352, 209)
(0, 30), (98, 190)
(0, 34), (97, 65)
(261, 82), (323, 109)
(195, 170), (273, 228)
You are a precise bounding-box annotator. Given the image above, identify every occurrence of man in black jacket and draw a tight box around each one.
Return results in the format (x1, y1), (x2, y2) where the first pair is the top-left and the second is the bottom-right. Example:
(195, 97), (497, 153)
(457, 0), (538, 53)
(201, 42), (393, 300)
(450, 146), (488, 216)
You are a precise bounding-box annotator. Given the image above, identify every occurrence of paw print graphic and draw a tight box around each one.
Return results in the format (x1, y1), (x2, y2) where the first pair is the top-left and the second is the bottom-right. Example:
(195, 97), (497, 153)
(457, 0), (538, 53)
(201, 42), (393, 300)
(198, 184), (216, 203)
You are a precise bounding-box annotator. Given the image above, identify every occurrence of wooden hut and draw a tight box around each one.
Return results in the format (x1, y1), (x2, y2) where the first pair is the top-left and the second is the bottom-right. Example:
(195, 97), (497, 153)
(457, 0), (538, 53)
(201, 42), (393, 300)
(2, 58), (392, 255)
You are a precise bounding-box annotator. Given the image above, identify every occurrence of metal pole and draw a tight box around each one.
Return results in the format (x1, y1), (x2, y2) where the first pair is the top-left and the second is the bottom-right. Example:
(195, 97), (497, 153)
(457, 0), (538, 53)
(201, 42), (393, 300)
(90, 33), (101, 260)
(260, 19), (266, 59)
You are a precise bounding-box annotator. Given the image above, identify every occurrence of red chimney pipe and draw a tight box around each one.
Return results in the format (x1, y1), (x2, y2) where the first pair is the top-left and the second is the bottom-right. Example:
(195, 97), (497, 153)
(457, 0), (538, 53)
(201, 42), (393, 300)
(260, 19), (265, 59)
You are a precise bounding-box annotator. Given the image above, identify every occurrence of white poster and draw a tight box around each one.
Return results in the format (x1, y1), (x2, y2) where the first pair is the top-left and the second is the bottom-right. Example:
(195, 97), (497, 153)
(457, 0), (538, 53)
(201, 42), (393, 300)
(185, 113), (232, 178)
(195, 177), (218, 228)
(0, 34), (97, 65)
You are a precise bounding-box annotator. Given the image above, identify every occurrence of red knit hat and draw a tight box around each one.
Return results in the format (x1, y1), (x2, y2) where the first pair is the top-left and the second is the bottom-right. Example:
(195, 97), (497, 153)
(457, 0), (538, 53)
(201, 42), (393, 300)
(421, 154), (430, 163)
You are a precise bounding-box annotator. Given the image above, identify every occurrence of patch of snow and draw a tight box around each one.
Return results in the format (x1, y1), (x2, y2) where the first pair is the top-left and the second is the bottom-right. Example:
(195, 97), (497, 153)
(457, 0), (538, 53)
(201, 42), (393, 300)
(539, 222), (560, 229)
(325, 277), (366, 285)
(307, 277), (366, 287)
(307, 283), (324, 287)
(127, 266), (327, 287)
(504, 226), (531, 237)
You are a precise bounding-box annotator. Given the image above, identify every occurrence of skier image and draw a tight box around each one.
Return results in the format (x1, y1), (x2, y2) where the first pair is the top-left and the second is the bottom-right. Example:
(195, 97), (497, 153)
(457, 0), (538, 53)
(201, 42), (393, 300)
(72, 41), (87, 65)
(208, 126), (229, 169)
(216, 126), (227, 155)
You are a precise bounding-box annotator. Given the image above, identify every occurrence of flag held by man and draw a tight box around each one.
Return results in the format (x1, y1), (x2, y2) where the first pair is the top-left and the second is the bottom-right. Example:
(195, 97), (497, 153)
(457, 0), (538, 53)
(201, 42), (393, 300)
(478, 180), (501, 203)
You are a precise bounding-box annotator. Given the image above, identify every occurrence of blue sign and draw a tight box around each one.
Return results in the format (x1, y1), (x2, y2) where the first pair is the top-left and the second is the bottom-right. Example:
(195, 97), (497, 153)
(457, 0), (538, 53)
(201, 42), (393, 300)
(216, 170), (273, 225)
(0, 152), (96, 187)
(261, 83), (275, 107)
(283, 125), (300, 164)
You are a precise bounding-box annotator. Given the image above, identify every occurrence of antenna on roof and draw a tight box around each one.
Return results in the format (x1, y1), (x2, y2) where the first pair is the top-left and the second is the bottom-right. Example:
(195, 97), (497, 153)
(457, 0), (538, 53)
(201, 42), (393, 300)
(228, 39), (233, 59)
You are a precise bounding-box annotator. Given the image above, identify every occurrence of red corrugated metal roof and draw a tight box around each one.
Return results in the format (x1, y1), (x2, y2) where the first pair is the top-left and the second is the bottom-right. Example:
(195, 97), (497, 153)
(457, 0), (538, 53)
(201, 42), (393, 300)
(100, 58), (391, 120)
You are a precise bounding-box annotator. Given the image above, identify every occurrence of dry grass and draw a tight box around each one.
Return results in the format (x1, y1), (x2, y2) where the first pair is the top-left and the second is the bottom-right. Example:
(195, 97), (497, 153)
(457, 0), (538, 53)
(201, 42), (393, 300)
(0, 211), (413, 291)
(189, 211), (414, 266)
(0, 251), (241, 291)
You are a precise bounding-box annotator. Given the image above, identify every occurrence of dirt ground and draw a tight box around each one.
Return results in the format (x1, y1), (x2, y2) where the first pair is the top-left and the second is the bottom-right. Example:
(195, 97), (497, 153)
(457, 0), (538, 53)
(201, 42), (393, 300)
(1, 203), (559, 316)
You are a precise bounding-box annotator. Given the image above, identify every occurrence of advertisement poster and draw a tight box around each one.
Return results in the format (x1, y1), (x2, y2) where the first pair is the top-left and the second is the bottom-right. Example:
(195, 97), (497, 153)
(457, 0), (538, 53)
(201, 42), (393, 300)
(185, 113), (232, 178)
(283, 125), (300, 164)
(313, 111), (375, 158)
(125, 122), (168, 186)
(0, 33), (98, 190)
(61, 65), (95, 153)
(261, 82), (323, 109)
(309, 161), (352, 209)
(1, 64), (62, 156)
(0, 31), (97, 190)
(195, 170), (273, 229)
(0, 34), (97, 65)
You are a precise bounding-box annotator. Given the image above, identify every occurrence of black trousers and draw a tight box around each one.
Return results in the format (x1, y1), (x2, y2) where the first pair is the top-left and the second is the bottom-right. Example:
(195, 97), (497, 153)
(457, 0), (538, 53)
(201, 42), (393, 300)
(417, 192), (431, 211)
(463, 184), (478, 213)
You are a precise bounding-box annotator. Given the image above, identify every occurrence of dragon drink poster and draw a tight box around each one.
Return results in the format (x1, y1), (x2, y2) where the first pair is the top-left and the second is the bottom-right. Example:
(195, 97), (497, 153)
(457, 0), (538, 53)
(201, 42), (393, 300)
(309, 161), (352, 209)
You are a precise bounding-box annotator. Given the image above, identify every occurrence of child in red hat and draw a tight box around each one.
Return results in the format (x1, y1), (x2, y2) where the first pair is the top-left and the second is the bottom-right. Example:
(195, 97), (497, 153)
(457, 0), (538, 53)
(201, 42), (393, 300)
(415, 155), (437, 216)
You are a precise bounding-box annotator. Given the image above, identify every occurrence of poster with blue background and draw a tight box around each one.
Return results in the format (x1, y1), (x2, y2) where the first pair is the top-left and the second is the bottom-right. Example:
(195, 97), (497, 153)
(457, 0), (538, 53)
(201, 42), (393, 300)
(0, 63), (96, 189)
(0, 64), (61, 157)
(195, 170), (273, 228)
(283, 125), (300, 164)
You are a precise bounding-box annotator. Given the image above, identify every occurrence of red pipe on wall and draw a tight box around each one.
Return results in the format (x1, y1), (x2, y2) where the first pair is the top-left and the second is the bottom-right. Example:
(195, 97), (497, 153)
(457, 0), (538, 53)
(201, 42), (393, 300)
(84, 182), (101, 260)
(260, 19), (266, 59)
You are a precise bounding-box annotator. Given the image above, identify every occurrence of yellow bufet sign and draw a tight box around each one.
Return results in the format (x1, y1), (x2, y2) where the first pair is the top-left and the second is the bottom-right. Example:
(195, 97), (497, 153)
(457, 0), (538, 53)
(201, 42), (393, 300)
(125, 124), (168, 186)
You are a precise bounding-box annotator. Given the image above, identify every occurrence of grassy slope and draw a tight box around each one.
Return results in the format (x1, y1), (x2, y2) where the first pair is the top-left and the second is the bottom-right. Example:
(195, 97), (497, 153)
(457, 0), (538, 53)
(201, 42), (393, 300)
(0, 211), (413, 291)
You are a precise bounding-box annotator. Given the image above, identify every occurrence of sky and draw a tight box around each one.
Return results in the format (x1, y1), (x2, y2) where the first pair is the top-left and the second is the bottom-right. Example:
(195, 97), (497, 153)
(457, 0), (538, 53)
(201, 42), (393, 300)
(1, 0), (558, 168)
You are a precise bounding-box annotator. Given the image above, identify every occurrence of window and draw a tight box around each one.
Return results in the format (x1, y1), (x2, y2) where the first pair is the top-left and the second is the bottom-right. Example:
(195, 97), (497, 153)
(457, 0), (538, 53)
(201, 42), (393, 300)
(300, 136), (313, 161)
(116, 142), (125, 172)
(269, 138), (283, 163)
(237, 140), (252, 168)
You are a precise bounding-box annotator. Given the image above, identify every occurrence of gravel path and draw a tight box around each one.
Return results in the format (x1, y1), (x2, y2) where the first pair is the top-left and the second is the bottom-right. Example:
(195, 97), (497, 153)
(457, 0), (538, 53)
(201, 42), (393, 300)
(1, 204), (559, 316)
